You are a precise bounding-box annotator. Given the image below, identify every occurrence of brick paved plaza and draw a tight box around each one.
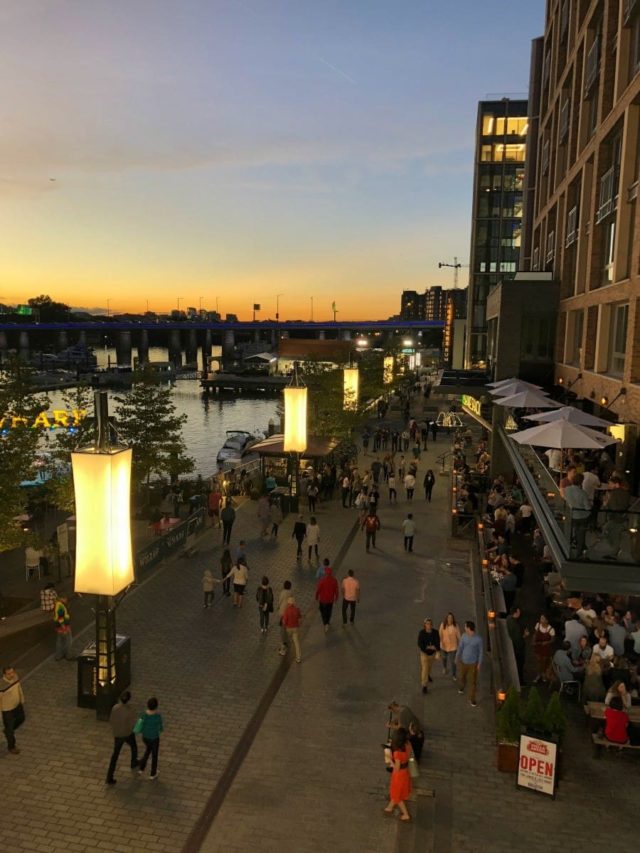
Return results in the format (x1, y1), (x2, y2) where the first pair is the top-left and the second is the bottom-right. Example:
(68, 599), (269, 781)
(1, 439), (639, 853)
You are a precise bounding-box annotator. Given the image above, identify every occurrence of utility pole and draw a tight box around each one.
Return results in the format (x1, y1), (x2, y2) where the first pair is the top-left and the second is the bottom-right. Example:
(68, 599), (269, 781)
(438, 257), (469, 289)
(332, 301), (337, 322)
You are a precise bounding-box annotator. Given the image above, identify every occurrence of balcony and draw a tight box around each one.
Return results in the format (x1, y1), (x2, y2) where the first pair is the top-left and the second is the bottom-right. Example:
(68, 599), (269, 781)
(584, 38), (600, 97)
(624, 0), (639, 26)
(565, 206), (578, 247)
(595, 166), (618, 223)
(559, 99), (570, 143)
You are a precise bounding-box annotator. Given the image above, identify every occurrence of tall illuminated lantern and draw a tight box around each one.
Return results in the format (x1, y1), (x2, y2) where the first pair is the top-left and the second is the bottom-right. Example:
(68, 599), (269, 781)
(72, 391), (134, 720)
(283, 362), (307, 501)
(343, 366), (359, 411)
(383, 356), (394, 385)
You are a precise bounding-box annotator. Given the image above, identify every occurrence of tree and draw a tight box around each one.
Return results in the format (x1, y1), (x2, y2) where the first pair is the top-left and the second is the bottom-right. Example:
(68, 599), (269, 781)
(299, 358), (360, 440)
(496, 687), (522, 744)
(0, 357), (48, 551)
(114, 366), (194, 494)
(48, 383), (94, 513)
(27, 295), (71, 322)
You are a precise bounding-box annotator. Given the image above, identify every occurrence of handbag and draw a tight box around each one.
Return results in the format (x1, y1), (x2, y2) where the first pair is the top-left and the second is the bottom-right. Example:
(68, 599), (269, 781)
(408, 756), (419, 779)
(133, 715), (144, 735)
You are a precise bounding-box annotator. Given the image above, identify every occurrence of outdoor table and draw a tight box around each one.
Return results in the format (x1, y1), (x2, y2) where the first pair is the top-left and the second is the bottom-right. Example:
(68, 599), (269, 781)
(586, 701), (640, 724)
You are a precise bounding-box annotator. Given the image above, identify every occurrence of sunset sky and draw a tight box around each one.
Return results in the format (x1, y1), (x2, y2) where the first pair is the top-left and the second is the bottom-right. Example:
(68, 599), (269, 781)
(0, 0), (543, 320)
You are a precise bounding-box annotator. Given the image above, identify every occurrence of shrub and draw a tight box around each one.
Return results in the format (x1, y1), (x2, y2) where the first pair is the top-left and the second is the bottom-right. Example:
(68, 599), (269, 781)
(523, 686), (546, 733)
(496, 687), (521, 744)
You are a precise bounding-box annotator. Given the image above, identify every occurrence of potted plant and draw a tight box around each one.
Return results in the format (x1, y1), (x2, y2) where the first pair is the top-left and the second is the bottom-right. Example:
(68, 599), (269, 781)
(522, 686), (547, 733)
(496, 687), (521, 772)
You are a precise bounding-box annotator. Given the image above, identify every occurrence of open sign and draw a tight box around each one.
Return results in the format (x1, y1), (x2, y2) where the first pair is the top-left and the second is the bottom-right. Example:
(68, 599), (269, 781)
(516, 734), (558, 798)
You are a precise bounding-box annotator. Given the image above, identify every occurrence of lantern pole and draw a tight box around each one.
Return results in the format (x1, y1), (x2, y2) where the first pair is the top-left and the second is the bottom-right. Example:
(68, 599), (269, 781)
(93, 391), (118, 721)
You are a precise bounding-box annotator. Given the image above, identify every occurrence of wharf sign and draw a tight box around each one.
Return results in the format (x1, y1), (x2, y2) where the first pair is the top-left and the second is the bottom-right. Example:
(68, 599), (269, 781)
(461, 395), (482, 417)
(0, 409), (87, 430)
(516, 734), (558, 798)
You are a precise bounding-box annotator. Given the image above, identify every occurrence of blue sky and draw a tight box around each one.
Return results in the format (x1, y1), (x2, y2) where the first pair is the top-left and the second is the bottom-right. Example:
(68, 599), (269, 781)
(0, 0), (545, 318)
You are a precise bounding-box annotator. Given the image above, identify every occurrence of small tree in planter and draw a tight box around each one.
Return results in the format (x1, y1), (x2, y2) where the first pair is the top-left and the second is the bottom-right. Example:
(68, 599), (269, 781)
(496, 687), (521, 773)
(543, 692), (567, 743)
(523, 687), (546, 734)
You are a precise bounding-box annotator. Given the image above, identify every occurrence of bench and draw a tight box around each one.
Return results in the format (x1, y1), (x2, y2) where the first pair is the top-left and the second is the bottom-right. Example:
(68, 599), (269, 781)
(592, 733), (640, 757)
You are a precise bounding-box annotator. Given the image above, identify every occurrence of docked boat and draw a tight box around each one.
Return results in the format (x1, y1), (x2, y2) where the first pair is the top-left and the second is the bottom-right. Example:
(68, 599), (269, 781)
(216, 430), (262, 464)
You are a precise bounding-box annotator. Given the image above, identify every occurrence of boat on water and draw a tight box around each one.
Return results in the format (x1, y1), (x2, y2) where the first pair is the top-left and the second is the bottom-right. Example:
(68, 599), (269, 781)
(216, 429), (263, 464)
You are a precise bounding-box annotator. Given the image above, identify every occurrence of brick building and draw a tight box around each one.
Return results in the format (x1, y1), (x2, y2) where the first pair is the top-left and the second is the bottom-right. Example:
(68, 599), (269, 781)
(527, 0), (640, 431)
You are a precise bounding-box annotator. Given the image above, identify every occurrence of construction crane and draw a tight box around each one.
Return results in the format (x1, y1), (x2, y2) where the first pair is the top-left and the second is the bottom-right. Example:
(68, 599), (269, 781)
(438, 257), (469, 289)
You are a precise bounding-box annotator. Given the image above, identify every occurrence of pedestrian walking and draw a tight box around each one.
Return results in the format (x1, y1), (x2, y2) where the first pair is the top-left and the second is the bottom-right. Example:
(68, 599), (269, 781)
(417, 619), (440, 694)
(207, 486), (222, 527)
(402, 514), (416, 552)
(383, 727), (412, 822)
(423, 469), (435, 502)
(220, 499), (236, 545)
(220, 548), (232, 597)
(315, 564), (339, 632)
(105, 690), (139, 785)
(506, 606), (528, 684)
(455, 621), (483, 706)
(403, 472), (416, 501)
(307, 482), (319, 513)
(270, 501), (283, 538)
(224, 560), (249, 608)
(412, 441), (421, 461)
(341, 473), (352, 508)
(341, 569), (360, 625)
(282, 597), (302, 662)
(235, 540), (248, 565)
(388, 473), (397, 504)
(136, 697), (164, 780)
(1, 666), (25, 755)
(292, 515), (307, 561)
(306, 516), (320, 565)
(387, 702), (425, 762)
(438, 613), (461, 678)
(430, 421), (438, 442)
(53, 595), (73, 661)
(257, 495), (271, 538)
(361, 509), (381, 552)
(277, 580), (292, 655)
(202, 569), (215, 608)
(256, 576), (274, 634)
(532, 614), (555, 684)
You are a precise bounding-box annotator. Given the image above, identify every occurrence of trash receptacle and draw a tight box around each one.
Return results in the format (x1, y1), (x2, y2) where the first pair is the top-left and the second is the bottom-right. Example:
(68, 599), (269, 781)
(77, 635), (132, 710)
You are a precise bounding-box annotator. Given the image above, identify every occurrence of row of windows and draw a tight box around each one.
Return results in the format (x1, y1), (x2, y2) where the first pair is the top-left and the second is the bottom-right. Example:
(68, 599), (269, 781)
(565, 301), (630, 376)
(480, 144), (526, 163)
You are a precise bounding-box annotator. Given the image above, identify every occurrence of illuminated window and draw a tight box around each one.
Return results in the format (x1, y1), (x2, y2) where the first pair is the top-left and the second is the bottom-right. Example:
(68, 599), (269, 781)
(609, 302), (628, 375)
(482, 115), (495, 136)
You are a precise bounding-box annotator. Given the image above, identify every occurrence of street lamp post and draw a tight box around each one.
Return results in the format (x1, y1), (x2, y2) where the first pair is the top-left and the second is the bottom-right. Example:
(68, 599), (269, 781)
(283, 362), (307, 506)
(72, 391), (134, 721)
(276, 293), (284, 322)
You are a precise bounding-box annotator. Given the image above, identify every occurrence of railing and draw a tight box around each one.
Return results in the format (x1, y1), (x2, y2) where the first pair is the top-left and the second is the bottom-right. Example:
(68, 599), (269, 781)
(565, 205), (578, 247)
(596, 166), (618, 223)
(559, 99), (570, 142)
(584, 37), (600, 97)
(565, 505), (640, 565)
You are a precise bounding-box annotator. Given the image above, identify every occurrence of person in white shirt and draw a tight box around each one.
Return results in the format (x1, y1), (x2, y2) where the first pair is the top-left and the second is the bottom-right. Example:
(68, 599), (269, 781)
(592, 634), (614, 666)
(545, 448), (563, 476)
(402, 514), (416, 552)
(564, 615), (588, 655)
(576, 604), (597, 628)
(581, 467), (601, 505)
(403, 473), (416, 501)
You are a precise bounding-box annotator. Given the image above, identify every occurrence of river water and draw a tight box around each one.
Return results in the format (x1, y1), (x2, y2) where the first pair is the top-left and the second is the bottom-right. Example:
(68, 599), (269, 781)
(46, 347), (279, 477)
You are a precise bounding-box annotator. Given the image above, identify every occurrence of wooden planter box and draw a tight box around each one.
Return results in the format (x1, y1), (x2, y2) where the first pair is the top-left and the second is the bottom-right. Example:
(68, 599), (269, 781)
(496, 742), (519, 773)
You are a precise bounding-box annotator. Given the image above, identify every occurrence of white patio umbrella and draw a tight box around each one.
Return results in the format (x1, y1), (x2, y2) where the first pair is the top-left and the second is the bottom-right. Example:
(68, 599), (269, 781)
(523, 406), (612, 428)
(488, 380), (544, 397)
(493, 389), (557, 408)
(509, 419), (616, 449)
(487, 377), (542, 389)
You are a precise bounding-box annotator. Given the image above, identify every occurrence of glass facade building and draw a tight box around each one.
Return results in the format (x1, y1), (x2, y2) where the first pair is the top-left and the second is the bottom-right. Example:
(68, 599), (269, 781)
(466, 99), (528, 367)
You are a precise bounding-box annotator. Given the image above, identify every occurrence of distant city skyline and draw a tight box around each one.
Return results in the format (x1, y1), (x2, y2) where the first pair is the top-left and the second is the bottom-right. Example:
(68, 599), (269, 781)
(0, 0), (544, 320)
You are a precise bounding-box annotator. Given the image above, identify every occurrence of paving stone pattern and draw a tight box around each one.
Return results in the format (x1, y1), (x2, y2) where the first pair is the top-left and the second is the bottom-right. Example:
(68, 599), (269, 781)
(3, 426), (639, 853)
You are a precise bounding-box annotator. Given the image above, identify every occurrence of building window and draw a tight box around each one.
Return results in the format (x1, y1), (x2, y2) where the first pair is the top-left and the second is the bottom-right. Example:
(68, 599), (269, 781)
(559, 99), (570, 142)
(482, 114), (495, 136)
(533, 246), (540, 271)
(630, 14), (640, 79)
(609, 302), (629, 374)
(584, 36), (600, 97)
(541, 139), (550, 175)
(566, 205), (579, 247)
(546, 230), (555, 265)
(588, 87), (599, 137)
(604, 220), (616, 282)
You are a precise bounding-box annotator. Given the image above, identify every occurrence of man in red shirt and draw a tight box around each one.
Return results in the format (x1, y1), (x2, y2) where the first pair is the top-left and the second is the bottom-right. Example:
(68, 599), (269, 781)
(208, 486), (222, 527)
(315, 565), (339, 632)
(361, 510), (381, 552)
(282, 597), (302, 663)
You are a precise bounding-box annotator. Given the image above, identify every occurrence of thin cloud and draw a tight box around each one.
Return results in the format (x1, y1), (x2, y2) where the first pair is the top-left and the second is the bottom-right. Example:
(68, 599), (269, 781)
(318, 58), (357, 86)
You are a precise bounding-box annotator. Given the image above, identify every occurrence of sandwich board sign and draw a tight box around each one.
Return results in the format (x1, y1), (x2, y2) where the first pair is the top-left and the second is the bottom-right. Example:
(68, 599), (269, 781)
(516, 733), (558, 798)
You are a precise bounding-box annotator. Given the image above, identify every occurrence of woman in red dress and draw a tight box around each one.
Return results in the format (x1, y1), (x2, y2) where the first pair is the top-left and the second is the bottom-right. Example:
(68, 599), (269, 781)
(384, 728), (412, 821)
